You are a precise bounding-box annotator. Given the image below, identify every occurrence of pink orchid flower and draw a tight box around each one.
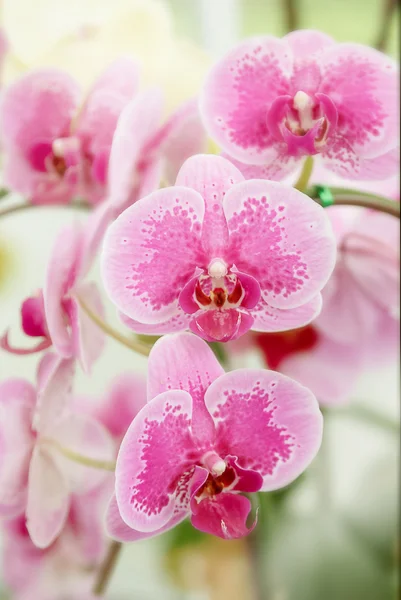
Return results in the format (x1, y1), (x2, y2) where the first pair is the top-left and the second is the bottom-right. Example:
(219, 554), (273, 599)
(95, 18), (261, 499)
(0, 354), (114, 548)
(106, 332), (323, 541)
(3, 487), (107, 600)
(230, 203), (399, 405)
(1, 217), (105, 372)
(0, 58), (140, 205)
(316, 207), (399, 346)
(101, 154), (336, 343)
(200, 30), (399, 181)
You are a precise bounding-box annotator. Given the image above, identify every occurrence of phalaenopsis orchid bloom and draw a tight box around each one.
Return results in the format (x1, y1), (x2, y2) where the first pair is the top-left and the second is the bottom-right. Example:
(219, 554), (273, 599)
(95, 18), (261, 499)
(1, 217), (105, 372)
(0, 60), (206, 207)
(101, 154), (336, 342)
(200, 30), (399, 181)
(0, 354), (113, 548)
(106, 332), (323, 541)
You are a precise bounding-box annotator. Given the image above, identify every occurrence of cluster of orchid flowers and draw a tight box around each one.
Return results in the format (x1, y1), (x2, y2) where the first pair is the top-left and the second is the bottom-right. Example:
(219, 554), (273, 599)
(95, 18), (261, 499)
(0, 29), (399, 600)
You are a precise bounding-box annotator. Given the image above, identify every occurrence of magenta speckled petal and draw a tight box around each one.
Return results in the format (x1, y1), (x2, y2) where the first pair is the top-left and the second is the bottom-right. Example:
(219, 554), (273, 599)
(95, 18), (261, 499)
(176, 154), (243, 255)
(191, 489), (256, 540)
(224, 180), (336, 309)
(108, 89), (163, 212)
(26, 446), (70, 549)
(322, 139), (400, 180)
(115, 389), (196, 532)
(251, 294), (322, 332)
(44, 223), (84, 357)
(101, 186), (206, 324)
(106, 494), (187, 542)
(204, 369), (323, 491)
(147, 333), (221, 441)
(319, 43), (399, 160)
(200, 37), (292, 165)
(0, 379), (36, 515)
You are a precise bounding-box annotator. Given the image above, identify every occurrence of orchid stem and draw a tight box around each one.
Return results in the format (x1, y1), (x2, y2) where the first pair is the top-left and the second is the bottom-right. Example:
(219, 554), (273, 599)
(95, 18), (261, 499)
(294, 156), (314, 193)
(310, 186), (400, 219)
(284, 0), (299, 31)
(93, 541), (123, 596)
(78, 297), (152, 357)
(0, 200), (90, 219)
(375, 0), (398, 52)
(42, 439), (116, 471)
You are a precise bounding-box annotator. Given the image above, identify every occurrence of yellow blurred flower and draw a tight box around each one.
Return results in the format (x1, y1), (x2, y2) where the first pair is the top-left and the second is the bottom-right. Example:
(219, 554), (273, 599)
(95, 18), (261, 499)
(1, 0), (211, 114)
(0, 235), (14, 293)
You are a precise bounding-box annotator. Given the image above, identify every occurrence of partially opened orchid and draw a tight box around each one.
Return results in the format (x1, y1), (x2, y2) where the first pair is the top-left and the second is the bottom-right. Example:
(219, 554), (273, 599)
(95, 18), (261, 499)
(1, 217), (105, 372)
(102, 154), (336, 342)
(0, 354), (113, 548)
(200, 30), (399, 181)
(106, 332), (323, 541)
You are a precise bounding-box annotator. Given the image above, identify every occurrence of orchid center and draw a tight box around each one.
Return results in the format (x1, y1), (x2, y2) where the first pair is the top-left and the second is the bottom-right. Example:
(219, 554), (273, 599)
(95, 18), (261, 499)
(195, 452), (237, 503)
(193, 260), (245, 312)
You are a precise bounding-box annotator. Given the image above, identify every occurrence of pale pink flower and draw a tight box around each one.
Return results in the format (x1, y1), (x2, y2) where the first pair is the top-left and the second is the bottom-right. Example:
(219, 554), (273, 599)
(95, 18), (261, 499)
(0, 354), (113, 548)
(106, 332), (323, 541)
(3, 488), (107, 600)
(200, 30), (399, 181)
(229, 204), (400, 405)
(0, 58), (140, 205)
(1, 218), (105, 372)
(316, 207), (399, 346)
(101, 154), (336, 343)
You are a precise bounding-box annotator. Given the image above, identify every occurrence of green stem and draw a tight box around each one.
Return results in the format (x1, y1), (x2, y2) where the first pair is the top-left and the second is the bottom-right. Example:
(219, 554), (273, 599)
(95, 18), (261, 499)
(375, 0), (398, 52)
(42, 438), (116, 471)
(93, 541), (123, 596)
(294, 156), (314, 192)
(309, 186), (400, 219)
(78, 297), (152, 357)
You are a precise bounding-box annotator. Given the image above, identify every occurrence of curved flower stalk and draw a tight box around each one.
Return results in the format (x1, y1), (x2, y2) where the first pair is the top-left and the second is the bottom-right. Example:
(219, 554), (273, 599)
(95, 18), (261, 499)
(106, 332), (323, 541)
(102, 154), (336, 343)
(0, 354), (114, 548)
(1, 215), (106, 372)
(200, 30), (399, 181)
(2, 487), (108, 600)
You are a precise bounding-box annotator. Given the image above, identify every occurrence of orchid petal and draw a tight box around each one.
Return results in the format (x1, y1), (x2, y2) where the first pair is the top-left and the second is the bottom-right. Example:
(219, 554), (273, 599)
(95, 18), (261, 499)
(205, 369), (323, 491)
(101, 186), (205, 324)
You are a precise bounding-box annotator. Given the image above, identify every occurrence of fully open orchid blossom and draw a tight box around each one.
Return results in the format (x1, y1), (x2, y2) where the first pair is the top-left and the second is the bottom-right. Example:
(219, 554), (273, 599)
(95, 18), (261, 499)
(0, 354), (113, 548)
(101, 154), (336, 342)
(106, 333), (323, 541)
(200, 30), (399, 181)
(3, 488), (107, 600)
(1, 218), (105, 372)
